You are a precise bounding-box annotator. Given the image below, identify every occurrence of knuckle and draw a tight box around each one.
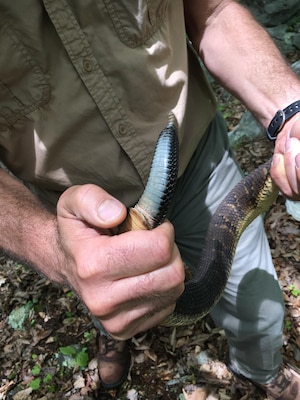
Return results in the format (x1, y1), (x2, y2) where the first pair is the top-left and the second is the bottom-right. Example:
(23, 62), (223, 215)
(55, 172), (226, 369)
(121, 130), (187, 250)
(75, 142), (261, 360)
(75, 184), (98, 208)
(135, 273), (156, 296)
(174, 262), (186, 288)
(73, 248), (99, 280)
(88, 296), (116, 318)
(76, 261), (94, 281)
(101, 320), (130, 341)
(151, 229), (173, 265)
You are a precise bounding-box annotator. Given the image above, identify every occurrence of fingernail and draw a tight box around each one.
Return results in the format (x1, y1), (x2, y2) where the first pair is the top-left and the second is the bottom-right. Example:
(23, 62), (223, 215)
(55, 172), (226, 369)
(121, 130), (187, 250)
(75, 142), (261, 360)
(296, 154), (300, 169)
(98, 199), (123, 222)
(272, 154), (280, 167)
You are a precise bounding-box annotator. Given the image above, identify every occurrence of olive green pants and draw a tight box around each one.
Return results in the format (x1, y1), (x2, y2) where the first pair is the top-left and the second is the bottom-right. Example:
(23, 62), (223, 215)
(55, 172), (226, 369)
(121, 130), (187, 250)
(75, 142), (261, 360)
(167, 112), (284, 384)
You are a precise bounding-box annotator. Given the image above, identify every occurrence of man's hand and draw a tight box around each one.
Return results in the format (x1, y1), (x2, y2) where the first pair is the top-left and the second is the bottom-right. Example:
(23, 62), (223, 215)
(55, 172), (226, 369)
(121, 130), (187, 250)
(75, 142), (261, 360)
(271, 116), (300, 200)
(57, 184), (185, 340)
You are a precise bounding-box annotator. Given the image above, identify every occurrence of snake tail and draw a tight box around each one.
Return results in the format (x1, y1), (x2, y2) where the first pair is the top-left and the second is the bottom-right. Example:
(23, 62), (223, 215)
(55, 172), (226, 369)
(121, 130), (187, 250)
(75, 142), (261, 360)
(162, 159), (279, 326)
(119, 113), (179, 233)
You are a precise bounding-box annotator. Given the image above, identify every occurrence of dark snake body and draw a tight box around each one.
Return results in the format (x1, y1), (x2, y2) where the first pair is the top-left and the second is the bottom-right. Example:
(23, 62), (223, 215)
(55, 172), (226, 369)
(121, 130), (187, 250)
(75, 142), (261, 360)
(121, 115), (278, 326)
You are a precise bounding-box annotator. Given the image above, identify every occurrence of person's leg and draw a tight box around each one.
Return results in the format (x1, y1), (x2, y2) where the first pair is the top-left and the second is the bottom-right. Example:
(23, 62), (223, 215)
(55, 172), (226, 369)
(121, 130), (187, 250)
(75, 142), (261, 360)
(168, 112), (284, 384)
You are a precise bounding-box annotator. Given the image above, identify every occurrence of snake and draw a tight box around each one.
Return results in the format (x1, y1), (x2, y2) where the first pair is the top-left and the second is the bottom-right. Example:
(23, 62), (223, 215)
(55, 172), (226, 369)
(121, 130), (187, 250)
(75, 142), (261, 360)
(116, 113), (278, 326)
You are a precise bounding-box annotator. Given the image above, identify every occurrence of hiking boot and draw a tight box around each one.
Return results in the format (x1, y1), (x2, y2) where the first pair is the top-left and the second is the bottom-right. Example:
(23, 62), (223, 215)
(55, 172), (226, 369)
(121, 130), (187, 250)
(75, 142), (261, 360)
(255, 366), (300, 400)
(227, 357), (300, 399)
(96, 332), (131, 389)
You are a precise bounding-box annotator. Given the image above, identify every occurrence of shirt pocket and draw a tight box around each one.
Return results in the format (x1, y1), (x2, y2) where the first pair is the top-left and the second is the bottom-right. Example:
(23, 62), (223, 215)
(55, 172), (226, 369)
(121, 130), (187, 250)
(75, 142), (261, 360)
(102, 0), (170, 48)
(0, 18), (50, 128)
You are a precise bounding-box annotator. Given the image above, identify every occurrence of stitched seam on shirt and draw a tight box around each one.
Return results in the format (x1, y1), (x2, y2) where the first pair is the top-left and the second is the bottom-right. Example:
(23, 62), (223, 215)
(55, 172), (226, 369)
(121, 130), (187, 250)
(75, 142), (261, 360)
(0, 18), (50, 125)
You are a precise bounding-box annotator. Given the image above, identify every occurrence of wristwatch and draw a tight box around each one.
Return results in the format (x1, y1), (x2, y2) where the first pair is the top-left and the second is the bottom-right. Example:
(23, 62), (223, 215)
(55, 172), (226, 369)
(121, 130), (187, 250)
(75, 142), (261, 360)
(266, 100), (300, 141)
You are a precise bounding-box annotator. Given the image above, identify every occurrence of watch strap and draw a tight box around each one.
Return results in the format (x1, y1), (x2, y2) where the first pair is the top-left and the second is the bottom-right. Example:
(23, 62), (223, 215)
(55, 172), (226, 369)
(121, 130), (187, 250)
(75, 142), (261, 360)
(266, 100), (300, 141)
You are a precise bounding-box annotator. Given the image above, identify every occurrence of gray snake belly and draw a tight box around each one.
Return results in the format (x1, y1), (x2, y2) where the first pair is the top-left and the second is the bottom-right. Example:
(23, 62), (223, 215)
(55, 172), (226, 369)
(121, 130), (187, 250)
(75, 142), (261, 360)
(117, 114), (278, 326)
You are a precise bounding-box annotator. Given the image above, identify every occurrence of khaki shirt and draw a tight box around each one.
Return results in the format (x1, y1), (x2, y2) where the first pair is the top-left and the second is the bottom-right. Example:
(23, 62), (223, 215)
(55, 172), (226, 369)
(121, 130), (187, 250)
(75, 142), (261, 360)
(0, 0), (216, 206)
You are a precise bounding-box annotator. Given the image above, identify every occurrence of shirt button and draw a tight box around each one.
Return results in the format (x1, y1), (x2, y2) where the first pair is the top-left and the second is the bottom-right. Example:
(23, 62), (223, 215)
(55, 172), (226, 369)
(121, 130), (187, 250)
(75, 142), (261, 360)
(118, 123), (128, 135)
(83, 59), (93, 72)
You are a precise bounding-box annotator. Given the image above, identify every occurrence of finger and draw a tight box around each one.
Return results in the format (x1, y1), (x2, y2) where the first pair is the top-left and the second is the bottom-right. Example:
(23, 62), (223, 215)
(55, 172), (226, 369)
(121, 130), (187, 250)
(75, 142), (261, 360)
(270, 153), (288, 195)
(289, 115), (300, 140)
(273, 129), (286, 155)
(284, 137), (300, 195)
(81, 238), (185, 310)
(273, 115), (300, 156)
(97, 272), (184, 340)
(271, 152), (300, 199)
(78, 220), (179, 279)
(296, 154), (300, 196)
(57, 184), (127, 229)
(102, 304), (177, 340)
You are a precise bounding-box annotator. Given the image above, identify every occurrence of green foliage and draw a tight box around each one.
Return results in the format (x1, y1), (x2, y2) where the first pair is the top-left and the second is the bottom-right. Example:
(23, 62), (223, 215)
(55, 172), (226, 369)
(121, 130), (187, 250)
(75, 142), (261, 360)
(30, 378), (41, 390)
(28, 361), (55, 392)
(60, 345), (77, 356)
(47, 385), (56, 393)
(288, 284), (300, 297)
(75, 348), (89, 368)
(8, 301), (33, 330)
(31, 365), (41, 376)
(84, 330), (95, 341)
(42, 374), (55, 392)
(57, 345), (89, 369)
(43, 373), (53, 383)
(8, 298), (41, 330)
(65, 311), (73, 319)
(285, 319), (293, 332)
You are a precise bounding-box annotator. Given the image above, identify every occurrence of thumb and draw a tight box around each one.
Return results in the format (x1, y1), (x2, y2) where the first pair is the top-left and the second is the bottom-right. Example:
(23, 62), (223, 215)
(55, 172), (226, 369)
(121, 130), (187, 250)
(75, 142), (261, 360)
(57, 184), (127, 229)
(289, 115), (300, 140)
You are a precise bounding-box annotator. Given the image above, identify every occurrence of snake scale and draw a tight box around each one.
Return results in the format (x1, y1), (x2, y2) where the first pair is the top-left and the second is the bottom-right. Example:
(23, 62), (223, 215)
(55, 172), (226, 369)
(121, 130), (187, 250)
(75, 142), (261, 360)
(117, 113), (278, 326)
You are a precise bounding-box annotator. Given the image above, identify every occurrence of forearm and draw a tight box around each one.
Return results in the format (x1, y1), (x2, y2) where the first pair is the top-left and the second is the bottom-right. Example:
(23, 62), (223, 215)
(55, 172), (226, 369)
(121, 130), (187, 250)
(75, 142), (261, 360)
(0, 168), (64, 283)
(185, 0), (300, 128)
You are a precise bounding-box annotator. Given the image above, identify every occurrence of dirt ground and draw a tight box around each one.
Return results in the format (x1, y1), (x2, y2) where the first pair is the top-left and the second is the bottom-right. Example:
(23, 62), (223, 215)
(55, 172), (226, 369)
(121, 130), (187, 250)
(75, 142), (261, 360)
(1, 55), (300, 400)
